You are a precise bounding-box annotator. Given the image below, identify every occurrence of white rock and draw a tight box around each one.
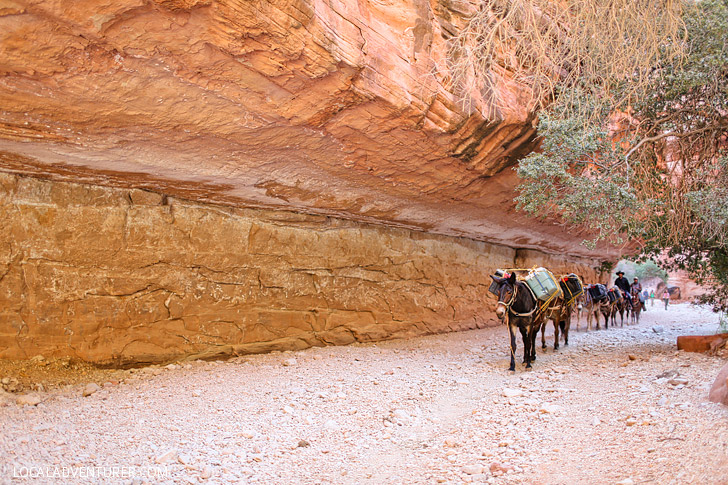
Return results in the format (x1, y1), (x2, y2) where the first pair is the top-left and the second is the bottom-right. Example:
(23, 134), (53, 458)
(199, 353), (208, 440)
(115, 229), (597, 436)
(16, 393), (42, 406)
(616, 479), (634, 485)
(539, 403), (561, 414)
(282, 358), (297, 367)
(155, 449), (178, 464)
(456, 378), (471, 385)
(591, 417), (601, 426)
(177, 453), (191, 465)
(200, 466), (213, 479)
(462, 464), (485, 475)
(503, 388), (524, 398)
(82, 383), (100, 397)
(165, 363), (179, 370)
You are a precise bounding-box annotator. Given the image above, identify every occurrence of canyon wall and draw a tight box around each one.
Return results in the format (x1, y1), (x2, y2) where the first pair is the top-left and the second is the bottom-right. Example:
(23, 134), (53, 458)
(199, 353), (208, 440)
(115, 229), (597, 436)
(0, 172), (600, 365)
(0, 0), (620, 259)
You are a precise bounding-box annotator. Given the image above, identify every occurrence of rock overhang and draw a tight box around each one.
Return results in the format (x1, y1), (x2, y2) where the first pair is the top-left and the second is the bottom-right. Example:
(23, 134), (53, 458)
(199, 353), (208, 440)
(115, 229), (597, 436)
(0, 0), (622, 262)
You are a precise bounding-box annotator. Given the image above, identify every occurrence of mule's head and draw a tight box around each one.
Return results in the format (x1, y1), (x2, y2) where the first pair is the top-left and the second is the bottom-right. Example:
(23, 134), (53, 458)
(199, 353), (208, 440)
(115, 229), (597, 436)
(490, 272), (517, 320)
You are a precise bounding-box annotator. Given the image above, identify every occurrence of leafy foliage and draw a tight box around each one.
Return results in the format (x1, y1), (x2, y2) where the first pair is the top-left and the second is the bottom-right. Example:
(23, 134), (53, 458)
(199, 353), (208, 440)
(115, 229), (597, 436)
(513, 0), (728, 311)
(634, 261), (669, 283)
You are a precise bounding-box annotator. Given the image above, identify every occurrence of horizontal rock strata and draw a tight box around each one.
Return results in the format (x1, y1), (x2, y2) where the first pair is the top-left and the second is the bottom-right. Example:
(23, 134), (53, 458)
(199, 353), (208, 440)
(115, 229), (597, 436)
(0, 172), (600, 365)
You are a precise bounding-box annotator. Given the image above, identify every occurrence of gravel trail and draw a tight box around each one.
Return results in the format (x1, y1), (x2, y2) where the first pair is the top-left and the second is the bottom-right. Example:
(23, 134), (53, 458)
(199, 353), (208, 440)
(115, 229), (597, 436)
(1, 303), (727, 484)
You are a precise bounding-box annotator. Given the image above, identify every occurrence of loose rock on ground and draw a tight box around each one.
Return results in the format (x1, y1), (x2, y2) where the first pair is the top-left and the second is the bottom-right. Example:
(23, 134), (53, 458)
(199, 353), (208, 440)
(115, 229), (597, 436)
(0, 303), (727, 484)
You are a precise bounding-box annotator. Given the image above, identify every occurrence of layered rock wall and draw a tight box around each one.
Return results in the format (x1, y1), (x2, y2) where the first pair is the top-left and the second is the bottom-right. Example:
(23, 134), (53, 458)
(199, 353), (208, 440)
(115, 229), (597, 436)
(0, 0), (620, 260)
(0, 172), (600, 365)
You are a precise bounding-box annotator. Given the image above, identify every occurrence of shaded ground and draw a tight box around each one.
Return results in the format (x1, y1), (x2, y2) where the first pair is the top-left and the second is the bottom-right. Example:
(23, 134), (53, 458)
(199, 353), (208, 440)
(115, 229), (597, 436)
(1, 303), (727, 484)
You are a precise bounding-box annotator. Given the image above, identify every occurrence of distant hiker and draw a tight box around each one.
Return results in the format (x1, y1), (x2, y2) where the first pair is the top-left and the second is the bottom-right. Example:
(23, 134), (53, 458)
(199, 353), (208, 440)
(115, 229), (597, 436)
(662, 289), (670, 310)
(650, 289), (656, 306)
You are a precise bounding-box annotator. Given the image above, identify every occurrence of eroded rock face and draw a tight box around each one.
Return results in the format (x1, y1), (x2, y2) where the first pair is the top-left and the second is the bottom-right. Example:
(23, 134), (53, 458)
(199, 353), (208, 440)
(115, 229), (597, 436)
(0, 172), (600, 364)
(0, 0), (617, 259)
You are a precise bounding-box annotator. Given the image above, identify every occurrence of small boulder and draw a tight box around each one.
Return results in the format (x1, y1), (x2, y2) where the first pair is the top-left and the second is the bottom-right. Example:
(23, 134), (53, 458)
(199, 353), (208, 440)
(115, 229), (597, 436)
(461, 464), (484, 475)
(502, 388), (524, 398)
(82, 383), (100, 397)
(16, 393), (42, 406)
(708, 362), (728, 406)
(155, 449), (178, 464)
(490, 462), (514, 474)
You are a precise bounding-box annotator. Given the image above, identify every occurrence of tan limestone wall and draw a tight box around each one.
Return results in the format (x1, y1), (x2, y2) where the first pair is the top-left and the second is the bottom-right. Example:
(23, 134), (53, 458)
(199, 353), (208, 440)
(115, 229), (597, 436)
(0, 172), (600, 365)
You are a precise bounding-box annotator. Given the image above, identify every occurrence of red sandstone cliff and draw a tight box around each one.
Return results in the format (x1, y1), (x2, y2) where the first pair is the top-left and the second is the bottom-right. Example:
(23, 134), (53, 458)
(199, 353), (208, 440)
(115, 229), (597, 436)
(0, 0), (619, 260)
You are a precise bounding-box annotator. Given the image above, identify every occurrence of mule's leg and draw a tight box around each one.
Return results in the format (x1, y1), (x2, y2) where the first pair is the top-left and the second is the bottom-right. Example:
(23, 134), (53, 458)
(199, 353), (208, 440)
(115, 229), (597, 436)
(521, 326), (533, 368)
(508, 322), (517, 371)
(541, 319), (548, 350)
(553, 319), (560, 351)
(561, 319), (569, 346)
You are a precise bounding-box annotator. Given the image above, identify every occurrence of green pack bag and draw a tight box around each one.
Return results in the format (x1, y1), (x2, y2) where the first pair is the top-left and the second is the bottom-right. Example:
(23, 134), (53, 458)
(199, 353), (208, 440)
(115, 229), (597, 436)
(523, 267), (562, 302)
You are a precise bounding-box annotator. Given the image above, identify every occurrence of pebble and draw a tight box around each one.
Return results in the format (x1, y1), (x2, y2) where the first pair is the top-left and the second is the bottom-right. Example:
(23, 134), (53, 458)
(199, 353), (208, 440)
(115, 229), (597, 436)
(616, 479), (634, 485)
(668, 377), (689, 386)
(462, 464), (484, 475)
(82, 383), (100, 397)
(490, 462), (514, 474)
(16, 393), (42, 406)
(503, 388), (524, 398)
(652, 326), (665, 333)
(282, 358), (297, 367)
(539, 403), (561, 414)
(155, 449), (178, 464)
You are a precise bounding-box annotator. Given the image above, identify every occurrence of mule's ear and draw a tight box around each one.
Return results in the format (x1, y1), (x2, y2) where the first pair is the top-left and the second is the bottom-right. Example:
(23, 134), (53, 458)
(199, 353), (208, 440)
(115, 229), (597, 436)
(507, 272), (517, 285)
(490, 274), (504, 284)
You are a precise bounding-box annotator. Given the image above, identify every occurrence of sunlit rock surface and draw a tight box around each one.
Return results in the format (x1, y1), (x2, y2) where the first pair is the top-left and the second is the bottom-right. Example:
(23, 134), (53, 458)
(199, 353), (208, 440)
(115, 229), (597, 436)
(0, 0), (616, 363)
(0, 173), (600, 364)
(0, 0), (618, 257)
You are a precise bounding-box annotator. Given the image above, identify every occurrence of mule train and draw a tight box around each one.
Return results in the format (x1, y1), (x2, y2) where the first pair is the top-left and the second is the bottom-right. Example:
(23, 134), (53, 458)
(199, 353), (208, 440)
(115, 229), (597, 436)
(490, 268), (638, 371)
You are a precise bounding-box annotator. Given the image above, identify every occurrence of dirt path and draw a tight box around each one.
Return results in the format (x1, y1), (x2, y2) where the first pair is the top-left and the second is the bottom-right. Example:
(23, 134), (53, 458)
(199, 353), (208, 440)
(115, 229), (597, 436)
(1, 303), (727, 484)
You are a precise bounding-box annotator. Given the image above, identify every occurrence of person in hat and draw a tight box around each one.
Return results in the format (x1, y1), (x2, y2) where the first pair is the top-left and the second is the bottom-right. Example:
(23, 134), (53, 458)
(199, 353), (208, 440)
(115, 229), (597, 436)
(614, 270), (632, 308)
(614, 271), (630, 294)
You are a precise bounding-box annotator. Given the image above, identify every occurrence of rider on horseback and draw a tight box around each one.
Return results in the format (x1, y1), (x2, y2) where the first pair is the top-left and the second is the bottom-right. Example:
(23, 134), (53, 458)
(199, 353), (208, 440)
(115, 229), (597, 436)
(614, 271), (632, 309)
(631, 277), (646, 311)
